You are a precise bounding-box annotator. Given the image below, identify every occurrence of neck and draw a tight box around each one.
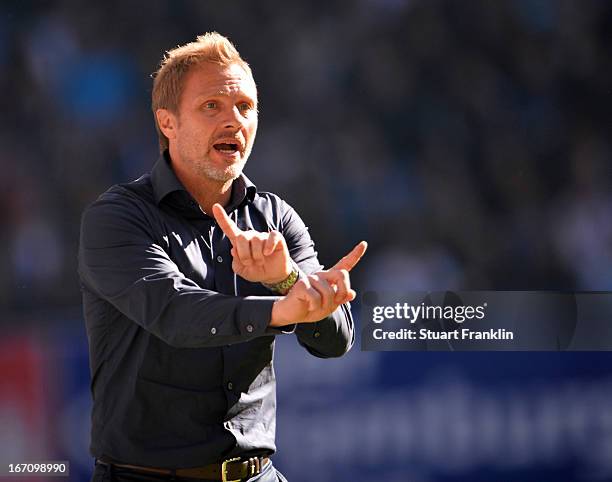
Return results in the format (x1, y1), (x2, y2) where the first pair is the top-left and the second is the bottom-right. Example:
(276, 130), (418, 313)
(183, 175), (233, 215)
(169, 154), (234, 215)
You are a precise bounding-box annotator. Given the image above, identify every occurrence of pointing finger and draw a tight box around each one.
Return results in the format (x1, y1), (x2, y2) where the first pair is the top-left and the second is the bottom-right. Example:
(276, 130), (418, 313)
(212, 203), (241, 241)
(330, 241), (368, 272)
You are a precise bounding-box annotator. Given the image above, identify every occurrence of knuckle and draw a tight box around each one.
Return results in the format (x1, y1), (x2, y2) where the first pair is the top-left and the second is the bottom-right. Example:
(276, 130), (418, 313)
(317, 278), (327, 288)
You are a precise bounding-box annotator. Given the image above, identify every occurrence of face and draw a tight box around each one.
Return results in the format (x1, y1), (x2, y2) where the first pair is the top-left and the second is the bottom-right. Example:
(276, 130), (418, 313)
(159, 62), (258, 183)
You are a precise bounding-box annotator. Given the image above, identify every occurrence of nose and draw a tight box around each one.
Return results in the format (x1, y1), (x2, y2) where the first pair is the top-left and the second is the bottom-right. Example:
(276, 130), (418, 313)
(221, 105), (245, 131)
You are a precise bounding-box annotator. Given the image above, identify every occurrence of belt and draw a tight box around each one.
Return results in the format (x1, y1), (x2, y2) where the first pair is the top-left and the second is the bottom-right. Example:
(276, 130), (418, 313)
(97, 456), (270, 481)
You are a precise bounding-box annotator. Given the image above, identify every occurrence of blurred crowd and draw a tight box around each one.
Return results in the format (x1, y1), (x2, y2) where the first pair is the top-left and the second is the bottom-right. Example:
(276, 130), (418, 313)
(2, 0), (611, 311)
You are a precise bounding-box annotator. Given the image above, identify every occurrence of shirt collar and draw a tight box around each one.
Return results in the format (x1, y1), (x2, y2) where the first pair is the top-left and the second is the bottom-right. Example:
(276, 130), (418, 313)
(151, 150), (257, 207)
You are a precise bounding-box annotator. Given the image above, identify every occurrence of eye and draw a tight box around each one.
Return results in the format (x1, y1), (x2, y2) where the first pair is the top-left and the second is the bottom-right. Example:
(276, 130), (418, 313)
(203, 101), (217, 110)
(238, 102), (253, 113)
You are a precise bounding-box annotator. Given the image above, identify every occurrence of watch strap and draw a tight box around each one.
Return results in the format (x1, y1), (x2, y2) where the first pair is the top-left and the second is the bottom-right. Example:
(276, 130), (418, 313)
(262, 261), (300, 294)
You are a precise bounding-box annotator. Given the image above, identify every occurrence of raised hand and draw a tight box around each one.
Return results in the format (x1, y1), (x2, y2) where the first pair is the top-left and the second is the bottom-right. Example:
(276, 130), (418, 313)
(212, 203), (292, 284)
(270, 241), (368, 327)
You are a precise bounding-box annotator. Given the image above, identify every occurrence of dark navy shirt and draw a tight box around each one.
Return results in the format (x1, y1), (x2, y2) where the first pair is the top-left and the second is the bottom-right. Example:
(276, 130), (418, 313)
(78, 152), (354, 468)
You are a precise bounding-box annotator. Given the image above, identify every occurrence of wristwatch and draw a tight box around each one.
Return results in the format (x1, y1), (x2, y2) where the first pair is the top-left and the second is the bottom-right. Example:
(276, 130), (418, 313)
(262, 261), (300, 294)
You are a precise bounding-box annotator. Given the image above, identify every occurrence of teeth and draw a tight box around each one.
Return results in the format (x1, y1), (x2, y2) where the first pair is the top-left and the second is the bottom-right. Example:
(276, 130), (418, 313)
(214, 142), (239, 153)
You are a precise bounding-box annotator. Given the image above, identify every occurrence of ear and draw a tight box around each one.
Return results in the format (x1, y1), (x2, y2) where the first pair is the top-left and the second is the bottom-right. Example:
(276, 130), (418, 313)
(155, 108), (178, 141)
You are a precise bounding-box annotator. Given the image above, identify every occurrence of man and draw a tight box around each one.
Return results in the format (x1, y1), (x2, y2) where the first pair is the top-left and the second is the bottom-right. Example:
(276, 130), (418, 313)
(79, 32), (366, 482)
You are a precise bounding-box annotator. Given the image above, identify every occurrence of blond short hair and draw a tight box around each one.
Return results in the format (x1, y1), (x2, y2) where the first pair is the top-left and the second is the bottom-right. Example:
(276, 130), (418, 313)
(151, 32), (253, 152)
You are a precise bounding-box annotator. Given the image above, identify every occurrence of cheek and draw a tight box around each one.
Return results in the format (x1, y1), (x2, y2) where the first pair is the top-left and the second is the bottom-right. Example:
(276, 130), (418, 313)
(179, 119), (213, 147)
(246, 119), (258, 141)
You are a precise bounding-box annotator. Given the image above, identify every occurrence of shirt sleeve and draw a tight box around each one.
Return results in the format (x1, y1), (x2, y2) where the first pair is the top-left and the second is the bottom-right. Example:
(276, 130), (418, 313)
(78, 192), (278, 348)
(279, 199), (355, 358)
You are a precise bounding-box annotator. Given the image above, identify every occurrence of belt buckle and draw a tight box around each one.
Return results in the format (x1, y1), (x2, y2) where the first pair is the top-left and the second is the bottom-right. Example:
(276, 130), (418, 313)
(221, 457), (241, 482)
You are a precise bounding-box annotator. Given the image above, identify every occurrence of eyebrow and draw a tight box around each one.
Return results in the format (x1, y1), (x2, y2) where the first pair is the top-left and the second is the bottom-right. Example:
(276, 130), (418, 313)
(195, 87), (254, 97)
(193, 92), (257, 105)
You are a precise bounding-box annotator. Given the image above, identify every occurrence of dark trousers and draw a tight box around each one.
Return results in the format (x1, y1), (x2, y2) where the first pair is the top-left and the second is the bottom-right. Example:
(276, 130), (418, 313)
(91, 460), (288, 482)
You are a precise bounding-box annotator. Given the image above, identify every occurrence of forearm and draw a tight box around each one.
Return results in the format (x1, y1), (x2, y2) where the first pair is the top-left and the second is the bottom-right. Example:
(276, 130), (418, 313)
(81, 265), (282, 348)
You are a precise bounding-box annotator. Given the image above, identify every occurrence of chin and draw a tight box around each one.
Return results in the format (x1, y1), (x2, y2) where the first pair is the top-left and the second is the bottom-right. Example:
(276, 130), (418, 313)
(194, 150), (249, 182)
(201, 165), (244, 183)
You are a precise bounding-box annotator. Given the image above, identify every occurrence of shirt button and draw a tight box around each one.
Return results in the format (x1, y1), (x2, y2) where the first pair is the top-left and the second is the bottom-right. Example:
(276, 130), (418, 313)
(314, 331), (321, 338)
(227, 381), (233, 391)
(246, 324), (254, 333)
(216, 255), (223, 263)
(211, 327), (217, 335)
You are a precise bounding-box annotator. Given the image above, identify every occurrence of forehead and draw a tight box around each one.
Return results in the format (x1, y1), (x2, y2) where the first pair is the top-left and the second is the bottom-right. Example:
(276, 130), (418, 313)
(182, 62), (257, 102)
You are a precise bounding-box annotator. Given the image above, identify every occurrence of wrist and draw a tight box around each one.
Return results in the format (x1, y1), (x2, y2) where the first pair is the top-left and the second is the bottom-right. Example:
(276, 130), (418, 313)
(270, 299), (288, 327)
(264, 260), (293, 284)
(262, 261), (299, 294)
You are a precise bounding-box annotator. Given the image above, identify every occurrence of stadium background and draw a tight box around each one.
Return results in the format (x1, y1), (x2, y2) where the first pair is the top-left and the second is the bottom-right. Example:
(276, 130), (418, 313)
(2, 1), (612, 481)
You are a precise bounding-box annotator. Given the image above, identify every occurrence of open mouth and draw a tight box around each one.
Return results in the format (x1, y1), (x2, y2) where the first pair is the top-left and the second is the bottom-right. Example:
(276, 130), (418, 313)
(213, 142), (240, 154)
